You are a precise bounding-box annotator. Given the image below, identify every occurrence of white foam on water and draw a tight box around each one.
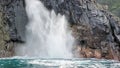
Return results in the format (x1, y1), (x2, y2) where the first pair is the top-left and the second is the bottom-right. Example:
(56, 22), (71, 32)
(27, 59), (120, 68)
(0, 57), (119, 68)
(28, 59), (77, 68)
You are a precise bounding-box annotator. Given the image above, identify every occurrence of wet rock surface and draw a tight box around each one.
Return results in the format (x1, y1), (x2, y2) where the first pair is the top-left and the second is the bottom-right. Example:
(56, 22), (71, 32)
(0, 4), (14, 57)
(40, 0), (120, 60)
(0, 0), (120, 61)
(0, 0), (27, 57)
(0, 0), (27, 42)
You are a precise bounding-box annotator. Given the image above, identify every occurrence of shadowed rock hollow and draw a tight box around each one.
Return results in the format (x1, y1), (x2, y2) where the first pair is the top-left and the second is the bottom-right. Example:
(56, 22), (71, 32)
(0, 0), (120, 61)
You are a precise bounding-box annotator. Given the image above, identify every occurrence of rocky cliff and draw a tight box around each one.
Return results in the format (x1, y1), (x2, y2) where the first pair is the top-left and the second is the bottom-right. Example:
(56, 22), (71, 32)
(0, 0), (120, 61)
(40, 0), (120, 60)
(0, 2), (13, 57)
(0, 0), (27, 57)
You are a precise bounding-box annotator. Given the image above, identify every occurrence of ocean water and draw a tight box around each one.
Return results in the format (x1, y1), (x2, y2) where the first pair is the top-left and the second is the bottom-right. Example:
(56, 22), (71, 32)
(0, 57), (120, 68)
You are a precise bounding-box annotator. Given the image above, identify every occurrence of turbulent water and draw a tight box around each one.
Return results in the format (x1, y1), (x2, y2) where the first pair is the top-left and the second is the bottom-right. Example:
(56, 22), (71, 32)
(0, 57), (120, 68)
(15, 0), (74, 58)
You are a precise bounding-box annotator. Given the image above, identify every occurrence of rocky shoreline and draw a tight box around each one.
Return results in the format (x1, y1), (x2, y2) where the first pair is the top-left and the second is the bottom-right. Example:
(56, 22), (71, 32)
(0, 0), (120, 61)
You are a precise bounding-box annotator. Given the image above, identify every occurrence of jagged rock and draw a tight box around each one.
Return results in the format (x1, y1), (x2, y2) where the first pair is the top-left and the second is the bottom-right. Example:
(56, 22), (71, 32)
(0, 0), (27, 57)
(40, 0), (120, 60)
(0, 6), (14, 57)
(0, 0), (27, 42)
(0, 0), (120, 61)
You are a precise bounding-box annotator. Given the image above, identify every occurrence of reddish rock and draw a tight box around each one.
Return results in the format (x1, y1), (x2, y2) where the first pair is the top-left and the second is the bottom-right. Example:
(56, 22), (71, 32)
(94, 49), (102, 59)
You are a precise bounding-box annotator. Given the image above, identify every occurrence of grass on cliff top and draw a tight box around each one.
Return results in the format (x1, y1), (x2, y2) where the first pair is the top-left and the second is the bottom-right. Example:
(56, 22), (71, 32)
(97, 0), (120, 17)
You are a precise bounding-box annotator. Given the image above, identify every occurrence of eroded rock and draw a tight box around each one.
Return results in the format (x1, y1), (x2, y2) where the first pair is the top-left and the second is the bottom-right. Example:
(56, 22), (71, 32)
(0, 0), (27, 57)
(40, 0), (120, 60)
(0, 0), (120, 61)
(0, 6), (14, 57)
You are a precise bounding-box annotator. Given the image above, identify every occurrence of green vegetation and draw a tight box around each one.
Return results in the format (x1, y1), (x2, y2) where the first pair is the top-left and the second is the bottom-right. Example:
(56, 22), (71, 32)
(97, 0), (120, 17)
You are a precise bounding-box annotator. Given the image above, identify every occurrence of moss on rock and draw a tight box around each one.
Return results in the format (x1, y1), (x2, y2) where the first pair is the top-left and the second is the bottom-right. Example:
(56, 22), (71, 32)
(0, 10), (14, 57)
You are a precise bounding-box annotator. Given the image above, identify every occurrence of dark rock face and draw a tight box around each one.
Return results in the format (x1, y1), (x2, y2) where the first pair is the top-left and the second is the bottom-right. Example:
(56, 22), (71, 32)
(40, 0), (120, 60)
(0, 0), (27, 57)
(0, 0), (120, 61)
(0, 1), (13, 57)
(0, 0), (27, 42)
